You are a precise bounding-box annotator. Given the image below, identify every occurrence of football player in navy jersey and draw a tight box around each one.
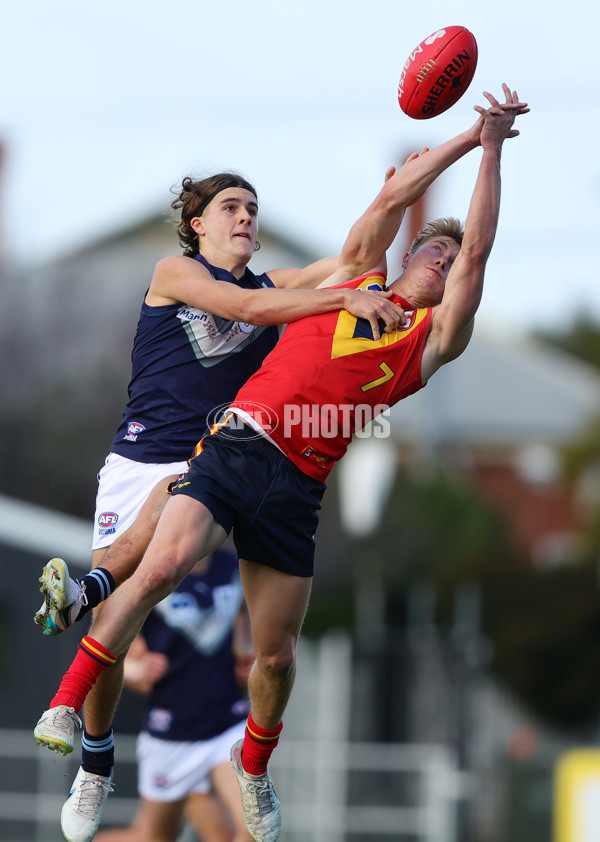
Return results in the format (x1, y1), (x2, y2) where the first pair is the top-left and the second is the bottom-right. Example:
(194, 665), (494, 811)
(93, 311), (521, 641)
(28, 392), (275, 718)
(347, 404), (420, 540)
(34, 170), (405, 842)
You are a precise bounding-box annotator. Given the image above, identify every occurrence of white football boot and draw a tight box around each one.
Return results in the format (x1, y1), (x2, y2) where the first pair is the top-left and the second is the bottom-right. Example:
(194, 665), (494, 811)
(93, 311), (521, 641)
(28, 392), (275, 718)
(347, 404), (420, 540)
(61, 766), (114, 842)
(231, 739), (281, 842)
(34, 558), (87, 635)
(34, 705), (82, 755)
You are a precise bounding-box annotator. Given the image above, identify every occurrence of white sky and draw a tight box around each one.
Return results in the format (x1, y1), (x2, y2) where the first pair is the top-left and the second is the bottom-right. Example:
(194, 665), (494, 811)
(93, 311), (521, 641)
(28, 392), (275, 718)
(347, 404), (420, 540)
(0, 0), (596, 333)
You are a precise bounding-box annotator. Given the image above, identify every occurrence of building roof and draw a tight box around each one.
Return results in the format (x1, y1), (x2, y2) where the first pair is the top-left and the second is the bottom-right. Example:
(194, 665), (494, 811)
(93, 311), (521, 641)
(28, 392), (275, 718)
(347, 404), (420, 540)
(388, 326), (600, 448)
(0, 494), (91, 569)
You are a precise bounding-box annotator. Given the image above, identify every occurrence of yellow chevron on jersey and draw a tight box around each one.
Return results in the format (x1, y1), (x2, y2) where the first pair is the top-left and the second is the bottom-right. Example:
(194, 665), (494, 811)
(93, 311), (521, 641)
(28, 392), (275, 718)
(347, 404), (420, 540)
(361, 362), (394, 392)
(330, 275), (428, 360)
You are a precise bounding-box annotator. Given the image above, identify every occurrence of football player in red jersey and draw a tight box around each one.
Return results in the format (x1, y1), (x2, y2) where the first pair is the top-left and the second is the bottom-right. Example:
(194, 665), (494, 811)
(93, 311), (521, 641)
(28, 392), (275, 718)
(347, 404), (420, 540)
(36, 85), (528, 842)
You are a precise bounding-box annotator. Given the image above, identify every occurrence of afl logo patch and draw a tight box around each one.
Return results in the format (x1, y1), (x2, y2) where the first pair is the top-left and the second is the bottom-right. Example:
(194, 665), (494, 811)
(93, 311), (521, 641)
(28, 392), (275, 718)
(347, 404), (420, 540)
(124, 420), (146, 442)
(127, 421), (145, 436)
(98, 512), (119, 528)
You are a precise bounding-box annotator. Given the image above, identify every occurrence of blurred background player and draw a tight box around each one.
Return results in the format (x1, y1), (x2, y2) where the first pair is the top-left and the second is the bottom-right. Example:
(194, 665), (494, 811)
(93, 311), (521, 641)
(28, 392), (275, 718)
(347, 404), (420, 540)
(95, 548), (255, 842)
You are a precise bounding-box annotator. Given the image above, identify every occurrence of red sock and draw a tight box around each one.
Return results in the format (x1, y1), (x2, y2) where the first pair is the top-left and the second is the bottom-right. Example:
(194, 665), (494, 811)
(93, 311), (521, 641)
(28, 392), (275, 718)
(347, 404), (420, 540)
(241, 713), (283, 776)
(49, 636), (117, 713)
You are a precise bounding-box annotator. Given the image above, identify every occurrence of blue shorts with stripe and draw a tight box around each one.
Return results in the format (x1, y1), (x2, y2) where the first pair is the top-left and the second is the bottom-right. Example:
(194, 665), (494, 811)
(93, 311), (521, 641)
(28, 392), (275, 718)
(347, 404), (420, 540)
(169, 424), (326, 578)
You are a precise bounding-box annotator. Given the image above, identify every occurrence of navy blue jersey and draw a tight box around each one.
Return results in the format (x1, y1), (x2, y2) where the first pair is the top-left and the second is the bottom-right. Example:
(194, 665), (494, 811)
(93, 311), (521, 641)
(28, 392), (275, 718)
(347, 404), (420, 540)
(111, 255), (279, 463)
(140, 549), (249, 742)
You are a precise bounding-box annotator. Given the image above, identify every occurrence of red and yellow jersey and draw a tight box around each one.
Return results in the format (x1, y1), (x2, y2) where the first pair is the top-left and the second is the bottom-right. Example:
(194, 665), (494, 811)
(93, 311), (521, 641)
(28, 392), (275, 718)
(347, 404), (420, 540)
(231, 273), (432, 480)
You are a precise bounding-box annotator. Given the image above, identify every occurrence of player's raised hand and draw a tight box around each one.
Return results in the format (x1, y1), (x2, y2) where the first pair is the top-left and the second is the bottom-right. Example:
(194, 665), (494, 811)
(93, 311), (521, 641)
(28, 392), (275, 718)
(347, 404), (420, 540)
(475, 84), (529, 143)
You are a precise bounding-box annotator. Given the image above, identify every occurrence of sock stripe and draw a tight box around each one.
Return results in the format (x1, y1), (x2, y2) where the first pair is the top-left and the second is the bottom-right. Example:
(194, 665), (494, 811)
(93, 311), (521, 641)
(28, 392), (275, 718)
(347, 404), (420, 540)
(82, 735), (114, 752)
(88, 569), (112, 601)
(245, 727), (281, 746)
(241, 715), (283, 776)
(81, 728), (115, 777)
(78, 636), (117, 667)
(245, 716), (283, 745)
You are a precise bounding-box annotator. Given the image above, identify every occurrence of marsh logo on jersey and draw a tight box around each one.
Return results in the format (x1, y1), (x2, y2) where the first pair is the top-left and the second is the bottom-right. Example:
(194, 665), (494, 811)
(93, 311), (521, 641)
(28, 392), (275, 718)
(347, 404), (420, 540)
(177, 304), (264, 368)
(177, 307), (208, 324)
(124, 421), (146, 441)
(98, 511), (118, 538)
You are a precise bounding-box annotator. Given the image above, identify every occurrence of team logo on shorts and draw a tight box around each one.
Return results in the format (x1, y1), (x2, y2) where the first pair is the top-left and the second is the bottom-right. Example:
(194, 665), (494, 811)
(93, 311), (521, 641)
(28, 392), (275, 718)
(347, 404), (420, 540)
(98, 511), (118, 538)
(124, 421), (146, 442)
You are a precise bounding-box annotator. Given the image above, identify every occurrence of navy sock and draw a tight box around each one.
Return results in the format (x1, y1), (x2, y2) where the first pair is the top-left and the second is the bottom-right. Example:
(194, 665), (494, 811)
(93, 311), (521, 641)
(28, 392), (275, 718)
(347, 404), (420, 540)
(81, 728), (114, 778)
(75, 568), (115, 621)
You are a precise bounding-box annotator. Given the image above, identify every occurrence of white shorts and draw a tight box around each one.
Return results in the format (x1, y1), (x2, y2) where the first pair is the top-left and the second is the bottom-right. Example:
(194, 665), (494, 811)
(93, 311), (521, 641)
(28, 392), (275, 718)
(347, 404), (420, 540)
(136, 720), (246, 802)
(92, 453), (189, 551)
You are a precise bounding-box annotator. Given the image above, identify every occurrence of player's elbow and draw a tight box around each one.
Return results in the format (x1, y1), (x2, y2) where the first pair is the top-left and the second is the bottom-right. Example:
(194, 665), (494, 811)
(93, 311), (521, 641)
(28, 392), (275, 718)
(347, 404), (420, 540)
(380, 180), (410, 213)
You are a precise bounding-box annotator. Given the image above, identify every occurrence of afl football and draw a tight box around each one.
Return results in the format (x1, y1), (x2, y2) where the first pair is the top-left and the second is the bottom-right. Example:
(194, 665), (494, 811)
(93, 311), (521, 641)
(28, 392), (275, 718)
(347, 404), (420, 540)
(398, 26), (478, 119)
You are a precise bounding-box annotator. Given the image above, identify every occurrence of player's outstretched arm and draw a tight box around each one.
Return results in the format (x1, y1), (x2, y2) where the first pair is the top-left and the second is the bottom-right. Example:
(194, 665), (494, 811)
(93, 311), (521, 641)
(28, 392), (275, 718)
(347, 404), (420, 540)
(268, 159), (414, 292)
(148, 253), (402, 333)
(422, 85), (529, 380)
(317, 113), (493, 290)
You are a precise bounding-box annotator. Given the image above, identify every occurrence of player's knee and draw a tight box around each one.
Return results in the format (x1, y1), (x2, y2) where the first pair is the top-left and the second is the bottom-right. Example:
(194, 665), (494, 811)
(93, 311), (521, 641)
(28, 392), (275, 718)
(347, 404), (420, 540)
(257, 646), (296, 682)
(143, 558), (181, 603)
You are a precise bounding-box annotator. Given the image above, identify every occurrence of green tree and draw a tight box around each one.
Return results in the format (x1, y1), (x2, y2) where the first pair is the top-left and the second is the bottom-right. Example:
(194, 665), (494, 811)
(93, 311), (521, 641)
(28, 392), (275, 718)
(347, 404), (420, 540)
(535, 312), (600, 372)
(311, 467), (600, 733)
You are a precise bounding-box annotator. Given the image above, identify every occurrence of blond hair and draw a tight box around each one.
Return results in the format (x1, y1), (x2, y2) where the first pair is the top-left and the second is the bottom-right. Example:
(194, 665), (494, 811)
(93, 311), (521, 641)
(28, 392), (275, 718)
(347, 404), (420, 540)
(409, 217), (464, 254)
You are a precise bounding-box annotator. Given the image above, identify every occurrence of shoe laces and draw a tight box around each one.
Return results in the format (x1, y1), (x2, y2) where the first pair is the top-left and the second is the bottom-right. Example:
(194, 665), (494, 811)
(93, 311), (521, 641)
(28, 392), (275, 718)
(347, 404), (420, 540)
(61, 582), (87, 628)
(51, 706), (82, 731)
(246, 778), (275, 818)
(75, 579), (88, 607)
(73, 774), (114, 818)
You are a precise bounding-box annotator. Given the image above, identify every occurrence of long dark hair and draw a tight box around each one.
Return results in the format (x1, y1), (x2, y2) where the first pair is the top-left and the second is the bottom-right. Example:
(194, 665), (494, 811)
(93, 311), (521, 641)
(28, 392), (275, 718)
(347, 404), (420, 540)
(171, 172), (258, 257)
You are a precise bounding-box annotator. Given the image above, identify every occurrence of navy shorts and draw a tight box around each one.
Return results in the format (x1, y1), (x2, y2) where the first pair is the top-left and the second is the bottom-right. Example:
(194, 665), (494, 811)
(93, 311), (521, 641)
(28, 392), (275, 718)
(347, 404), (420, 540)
(169, 424), (326, 578)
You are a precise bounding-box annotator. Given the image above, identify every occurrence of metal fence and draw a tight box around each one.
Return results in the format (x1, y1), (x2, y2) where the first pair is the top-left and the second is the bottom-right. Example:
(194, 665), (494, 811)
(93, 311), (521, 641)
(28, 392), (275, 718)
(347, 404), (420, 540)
(0, 729), (465, 842)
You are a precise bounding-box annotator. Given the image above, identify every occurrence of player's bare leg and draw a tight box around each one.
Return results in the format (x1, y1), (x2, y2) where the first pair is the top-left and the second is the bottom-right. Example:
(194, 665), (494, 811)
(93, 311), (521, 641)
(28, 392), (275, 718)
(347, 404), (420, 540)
(52, 498), (227, 842)
(86, 495), (229, 657)
(96, 478), (177, 587)
(231, 560), (312, 842)
(184, 790), (239, 842)
(53, 481), (179, 840)
(139, 798), (187, 842)
(239, 561), (312, 728)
